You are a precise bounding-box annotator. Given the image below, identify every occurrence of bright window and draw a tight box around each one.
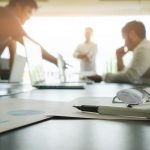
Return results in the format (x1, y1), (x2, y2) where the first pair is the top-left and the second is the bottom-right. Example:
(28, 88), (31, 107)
(22, 15), (150, 75)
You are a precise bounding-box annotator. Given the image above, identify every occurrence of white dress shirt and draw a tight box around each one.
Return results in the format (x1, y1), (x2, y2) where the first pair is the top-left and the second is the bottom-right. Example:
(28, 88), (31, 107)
(104, 39), (150, 84)
(74, 42), (98, 76)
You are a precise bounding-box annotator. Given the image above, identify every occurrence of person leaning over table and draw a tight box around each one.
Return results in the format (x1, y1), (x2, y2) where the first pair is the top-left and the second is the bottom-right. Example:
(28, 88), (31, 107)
(101, 20), (150, 84)
(0, 0), (57, 79)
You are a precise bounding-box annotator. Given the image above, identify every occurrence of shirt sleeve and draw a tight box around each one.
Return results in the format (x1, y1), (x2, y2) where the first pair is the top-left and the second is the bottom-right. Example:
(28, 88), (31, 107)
(73, 45), (81, 58)
(86, 44), (98, 61)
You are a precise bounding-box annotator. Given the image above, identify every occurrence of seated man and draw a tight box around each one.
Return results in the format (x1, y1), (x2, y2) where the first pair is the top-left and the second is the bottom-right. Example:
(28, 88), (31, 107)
(0, 0), (57, 79)
(102, 20), (150, 84)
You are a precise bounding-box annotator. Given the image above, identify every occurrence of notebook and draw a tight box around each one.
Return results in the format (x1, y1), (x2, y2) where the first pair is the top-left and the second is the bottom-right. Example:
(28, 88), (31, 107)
(0, 54), (26, 83)
(23, 37), (85, 89)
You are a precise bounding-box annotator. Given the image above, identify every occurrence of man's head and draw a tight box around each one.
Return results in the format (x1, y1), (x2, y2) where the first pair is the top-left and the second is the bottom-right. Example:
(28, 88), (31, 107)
(84, 27), (93, 42)
(122, 20), (146, 51)
(8, 0), (38, 24)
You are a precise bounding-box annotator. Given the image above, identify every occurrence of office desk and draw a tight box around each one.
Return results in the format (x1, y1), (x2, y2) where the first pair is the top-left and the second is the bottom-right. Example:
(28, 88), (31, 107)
(0, 82), (150, 150)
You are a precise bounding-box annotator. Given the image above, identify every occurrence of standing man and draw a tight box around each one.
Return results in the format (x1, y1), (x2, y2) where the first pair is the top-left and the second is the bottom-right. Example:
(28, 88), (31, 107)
(74, 27), (101, 82)
(103, 20), (150, 84)
(0, 0), (57, 78)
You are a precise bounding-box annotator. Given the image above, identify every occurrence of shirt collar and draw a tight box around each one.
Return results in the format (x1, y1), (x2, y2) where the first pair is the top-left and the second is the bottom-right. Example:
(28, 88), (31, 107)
(134, 38), (147, 51)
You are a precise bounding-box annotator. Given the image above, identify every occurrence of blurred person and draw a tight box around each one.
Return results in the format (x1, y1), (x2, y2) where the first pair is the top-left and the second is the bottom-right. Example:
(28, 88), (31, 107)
(0, 0), (57, 79)
(102, 20), (150, 84)
(73, 27), (101, 82)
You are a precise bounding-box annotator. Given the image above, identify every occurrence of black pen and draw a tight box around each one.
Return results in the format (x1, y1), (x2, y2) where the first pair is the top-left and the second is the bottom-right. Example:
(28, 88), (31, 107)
(73, 105), (150, 118)
(73, 105), (99, 113)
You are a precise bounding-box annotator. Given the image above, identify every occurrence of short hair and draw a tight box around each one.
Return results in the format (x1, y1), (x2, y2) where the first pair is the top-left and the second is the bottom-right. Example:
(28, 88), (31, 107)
(85, 27), (93, 33)
(122, 20), (146, 38)
(8, 0), (38, 9)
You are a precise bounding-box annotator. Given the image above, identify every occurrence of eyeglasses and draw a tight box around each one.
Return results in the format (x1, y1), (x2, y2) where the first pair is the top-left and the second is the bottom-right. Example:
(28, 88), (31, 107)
(112, 88), (150, 107)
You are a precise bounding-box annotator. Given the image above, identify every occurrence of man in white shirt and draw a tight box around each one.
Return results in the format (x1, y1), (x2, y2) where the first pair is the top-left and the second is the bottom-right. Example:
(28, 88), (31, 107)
(103, 20), (150, 84)
(74, 27), (101, 82)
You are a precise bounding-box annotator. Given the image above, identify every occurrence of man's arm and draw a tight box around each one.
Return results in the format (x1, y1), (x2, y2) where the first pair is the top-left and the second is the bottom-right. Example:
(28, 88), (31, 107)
(86, 44), (98, 62)
(41, 47), (57, 66)
(25, 36), (57, 66)
(104, 45), (150, 83)
(8, 39), (57, 71)
(75, 52), (87, 59)
(74, 44), (97, 62)
(116, 47), (127, 71)
(74, 48), (91, 61)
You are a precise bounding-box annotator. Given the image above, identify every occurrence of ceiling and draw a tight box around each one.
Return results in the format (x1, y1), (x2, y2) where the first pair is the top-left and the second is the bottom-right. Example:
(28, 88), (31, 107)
(37, 0), (150, 16)
(1, 0), (150, 16)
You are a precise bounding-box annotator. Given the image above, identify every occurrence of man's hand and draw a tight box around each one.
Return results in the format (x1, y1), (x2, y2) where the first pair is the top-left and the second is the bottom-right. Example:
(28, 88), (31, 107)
(87, 74), (102, 83)
(78, 53), (87, 59)
(116, 47), (127, 59)
(116, 46), (127, 72)
(75, 51), (90, 62)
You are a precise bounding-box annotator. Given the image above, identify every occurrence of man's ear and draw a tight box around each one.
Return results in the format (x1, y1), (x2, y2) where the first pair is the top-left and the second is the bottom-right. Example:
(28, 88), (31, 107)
(129, 30), (138, 42)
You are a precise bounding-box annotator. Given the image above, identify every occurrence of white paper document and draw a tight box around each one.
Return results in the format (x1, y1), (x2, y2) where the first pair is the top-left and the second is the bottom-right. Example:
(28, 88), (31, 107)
(0, 97), (149, 133)
(0, 98), (53, 133)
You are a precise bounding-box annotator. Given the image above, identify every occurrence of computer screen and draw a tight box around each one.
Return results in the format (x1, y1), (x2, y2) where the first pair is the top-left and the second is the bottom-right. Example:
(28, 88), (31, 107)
(23, 37), (45, 85)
